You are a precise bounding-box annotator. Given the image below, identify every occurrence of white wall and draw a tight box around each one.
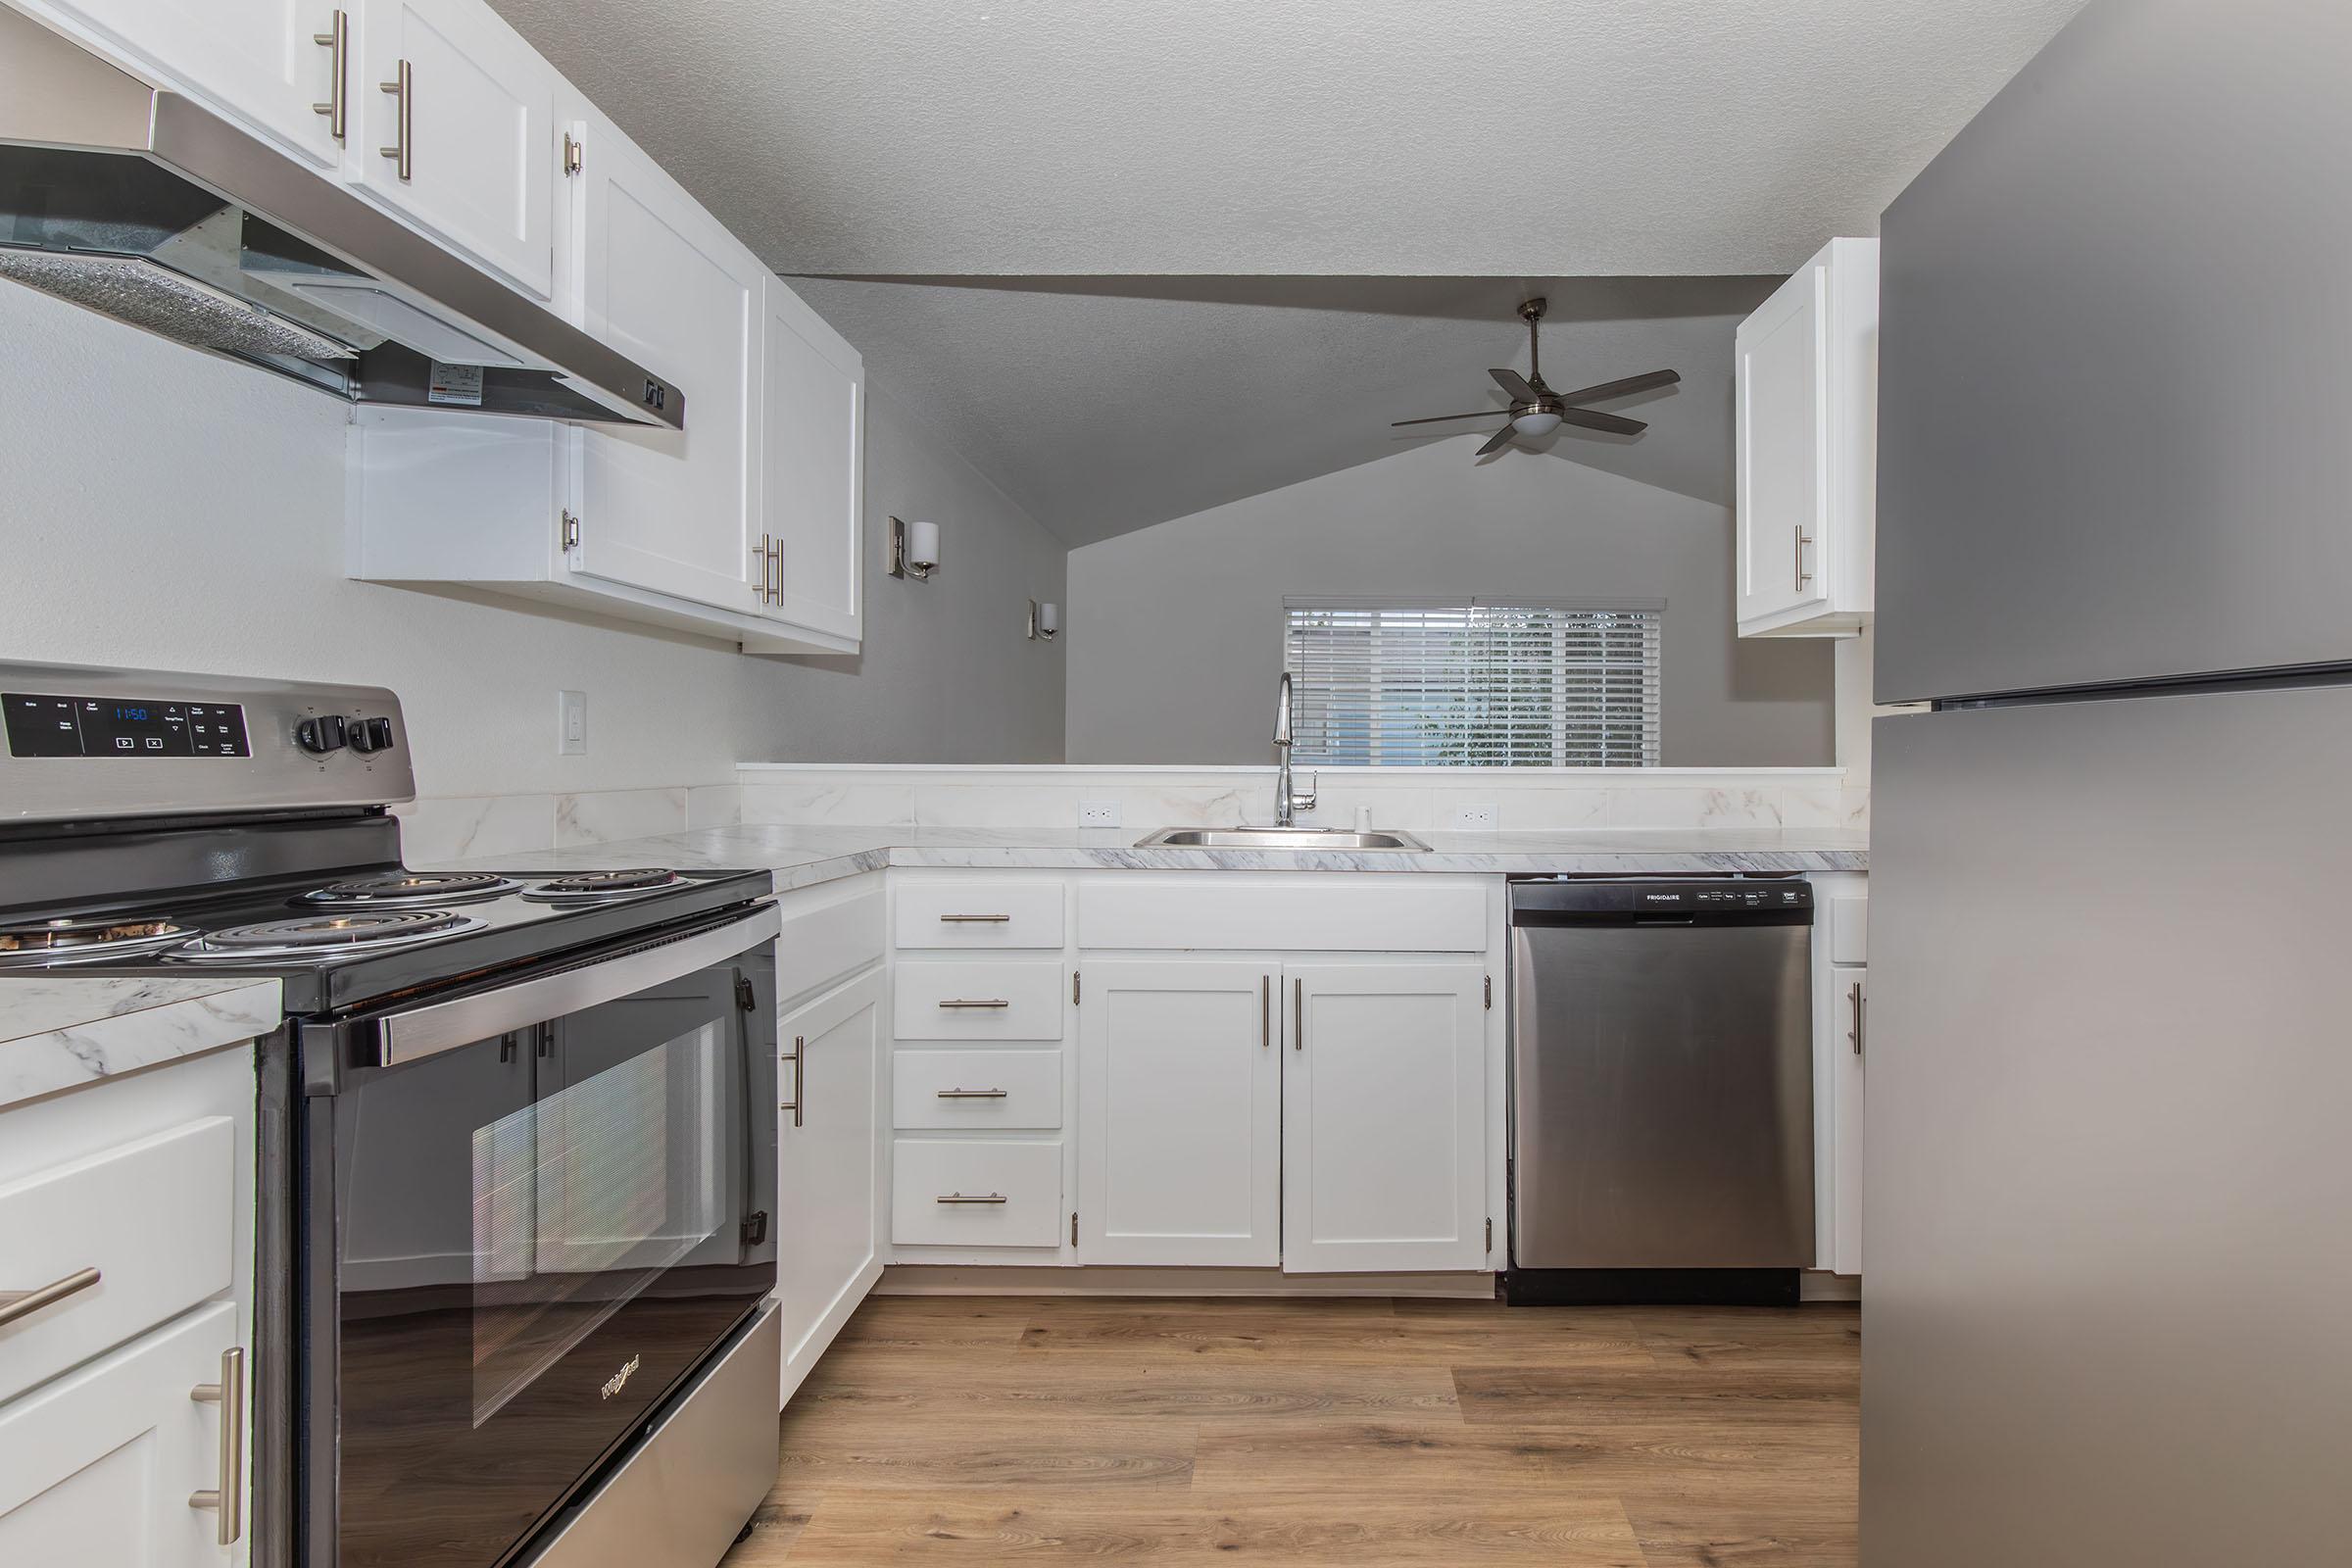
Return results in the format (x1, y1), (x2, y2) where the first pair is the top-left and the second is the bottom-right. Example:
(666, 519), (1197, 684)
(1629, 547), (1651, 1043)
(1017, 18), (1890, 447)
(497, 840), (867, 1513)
(1063, 436), (1835, 766)
(0, 284), (1062, 820)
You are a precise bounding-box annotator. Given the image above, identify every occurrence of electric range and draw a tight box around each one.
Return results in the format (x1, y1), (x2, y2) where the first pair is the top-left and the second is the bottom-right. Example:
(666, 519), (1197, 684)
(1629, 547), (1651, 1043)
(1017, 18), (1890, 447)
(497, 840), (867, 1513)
(0, 661), (782, 1568)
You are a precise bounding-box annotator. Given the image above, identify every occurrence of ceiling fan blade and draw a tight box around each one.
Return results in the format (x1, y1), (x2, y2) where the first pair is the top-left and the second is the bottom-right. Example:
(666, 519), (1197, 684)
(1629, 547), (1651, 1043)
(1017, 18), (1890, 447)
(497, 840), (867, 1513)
(1392, 410), (1507, 427)
(1555, 368), (1681, 406)
(1554, 407), (1647, 436)
(1475, 424), (1518, 457)
(1489, 367), (1537, 401)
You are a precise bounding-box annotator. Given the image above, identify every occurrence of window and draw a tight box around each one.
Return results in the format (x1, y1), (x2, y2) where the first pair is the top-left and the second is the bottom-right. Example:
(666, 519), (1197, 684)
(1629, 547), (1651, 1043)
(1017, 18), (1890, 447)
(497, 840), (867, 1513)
(1282, 597), (1661, 766)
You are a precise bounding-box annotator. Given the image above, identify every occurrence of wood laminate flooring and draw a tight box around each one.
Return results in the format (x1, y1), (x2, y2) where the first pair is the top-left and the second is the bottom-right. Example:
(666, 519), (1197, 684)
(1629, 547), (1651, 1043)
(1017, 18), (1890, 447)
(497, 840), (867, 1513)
(721, 1294), (1859, 1566)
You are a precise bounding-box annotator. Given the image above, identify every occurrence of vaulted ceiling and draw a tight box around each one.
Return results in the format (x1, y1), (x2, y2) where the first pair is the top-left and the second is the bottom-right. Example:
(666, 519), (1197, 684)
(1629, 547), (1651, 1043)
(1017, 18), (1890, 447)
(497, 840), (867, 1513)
(489, 0), (2087, 277)
(485, 0), (2090, 542)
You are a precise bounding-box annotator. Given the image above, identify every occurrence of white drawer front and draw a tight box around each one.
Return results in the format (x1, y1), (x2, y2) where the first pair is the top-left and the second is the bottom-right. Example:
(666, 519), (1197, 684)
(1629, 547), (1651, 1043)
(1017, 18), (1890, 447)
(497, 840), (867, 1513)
(1078, 877), (1487, 952)
(891, 1140), (1062, 1248)
(0, 1117), (234, 1404)
(892, 1050), (1063, 1131)
(894, 958), (1065, 1040)
(776, 879), (885, 1006)
(895, 881), (1065, 950)
(1829, 893), (1868, 965)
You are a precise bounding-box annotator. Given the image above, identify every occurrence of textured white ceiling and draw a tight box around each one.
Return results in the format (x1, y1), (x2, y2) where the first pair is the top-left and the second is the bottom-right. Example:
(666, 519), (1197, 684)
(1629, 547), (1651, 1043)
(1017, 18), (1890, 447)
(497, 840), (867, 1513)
(488, 0), (2090, 276)
(784, 275), (1778, 546)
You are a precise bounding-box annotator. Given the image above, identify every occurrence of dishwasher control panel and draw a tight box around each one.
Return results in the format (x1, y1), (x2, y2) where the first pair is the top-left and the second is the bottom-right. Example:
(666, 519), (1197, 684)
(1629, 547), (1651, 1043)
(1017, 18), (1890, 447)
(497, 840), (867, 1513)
(1509, 879), (1812, 922)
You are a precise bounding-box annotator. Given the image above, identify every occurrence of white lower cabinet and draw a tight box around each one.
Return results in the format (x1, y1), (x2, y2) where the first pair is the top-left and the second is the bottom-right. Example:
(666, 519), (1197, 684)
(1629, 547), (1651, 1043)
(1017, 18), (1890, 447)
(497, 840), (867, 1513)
(1831, 966), (1867, 1275)
(1076, 961), (1282, 1266)
(1283, 963), (1488, 1273)
(774, 967), (884, 1405)
(892, 1140), (1064, 1249)
(0, 1300), (244, 1566)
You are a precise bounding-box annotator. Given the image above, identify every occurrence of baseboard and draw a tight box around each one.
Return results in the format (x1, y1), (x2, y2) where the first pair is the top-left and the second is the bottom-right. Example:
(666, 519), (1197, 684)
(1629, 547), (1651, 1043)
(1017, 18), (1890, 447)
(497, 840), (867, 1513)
(875, 1264), (1497, 1298)
(1800, 1270), (1862, 1302)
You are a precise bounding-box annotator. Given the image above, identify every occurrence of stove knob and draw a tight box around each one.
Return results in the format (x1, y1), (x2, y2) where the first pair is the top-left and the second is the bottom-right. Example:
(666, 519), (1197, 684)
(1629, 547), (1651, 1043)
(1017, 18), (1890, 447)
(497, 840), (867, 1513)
(348, 716), (396, 755)
(296, 714), (349, 755)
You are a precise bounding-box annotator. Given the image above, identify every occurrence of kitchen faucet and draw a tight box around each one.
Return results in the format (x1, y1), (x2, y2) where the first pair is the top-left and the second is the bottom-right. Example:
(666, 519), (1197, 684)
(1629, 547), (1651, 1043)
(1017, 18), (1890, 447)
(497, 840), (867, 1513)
(1272, 670), (1317, 827)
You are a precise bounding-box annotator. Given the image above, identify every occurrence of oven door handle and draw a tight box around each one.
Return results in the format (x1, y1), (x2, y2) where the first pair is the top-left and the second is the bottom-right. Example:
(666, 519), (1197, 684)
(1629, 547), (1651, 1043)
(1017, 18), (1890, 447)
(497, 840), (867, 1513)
(372, 905), (782, 1066)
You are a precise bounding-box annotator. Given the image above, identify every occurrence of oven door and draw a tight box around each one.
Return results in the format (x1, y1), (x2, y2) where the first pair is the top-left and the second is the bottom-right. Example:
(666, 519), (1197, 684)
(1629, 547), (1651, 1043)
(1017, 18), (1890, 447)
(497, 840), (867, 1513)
(299, 906), (780, 1568)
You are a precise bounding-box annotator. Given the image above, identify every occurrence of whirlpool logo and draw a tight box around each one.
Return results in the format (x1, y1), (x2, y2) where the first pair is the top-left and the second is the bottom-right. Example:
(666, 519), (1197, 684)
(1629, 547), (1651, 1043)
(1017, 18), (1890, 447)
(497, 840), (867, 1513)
(601, 1354), (642, 1401)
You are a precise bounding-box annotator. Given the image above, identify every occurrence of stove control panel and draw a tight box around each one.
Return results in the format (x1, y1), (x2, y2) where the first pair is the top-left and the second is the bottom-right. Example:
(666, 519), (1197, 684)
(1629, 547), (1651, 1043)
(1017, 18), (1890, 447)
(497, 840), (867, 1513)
(0, 661), (415, 823)
(5, 692), (251, 759)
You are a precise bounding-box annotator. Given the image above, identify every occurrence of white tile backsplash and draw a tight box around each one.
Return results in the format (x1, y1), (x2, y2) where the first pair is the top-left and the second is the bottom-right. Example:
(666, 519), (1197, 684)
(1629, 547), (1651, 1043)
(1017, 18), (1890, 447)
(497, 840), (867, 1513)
(554, 788), (689, 847)
(395, 795), (555, 866)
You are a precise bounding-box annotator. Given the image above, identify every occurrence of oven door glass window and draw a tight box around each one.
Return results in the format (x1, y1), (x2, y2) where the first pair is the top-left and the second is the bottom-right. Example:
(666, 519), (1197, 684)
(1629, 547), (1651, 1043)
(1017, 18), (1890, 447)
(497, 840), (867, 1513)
(323, 953), (775, 1568)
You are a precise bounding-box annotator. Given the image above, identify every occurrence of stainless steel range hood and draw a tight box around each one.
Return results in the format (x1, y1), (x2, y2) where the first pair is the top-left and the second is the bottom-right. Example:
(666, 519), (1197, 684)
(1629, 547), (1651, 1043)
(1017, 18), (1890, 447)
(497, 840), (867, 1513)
(0, 10), (683, 428)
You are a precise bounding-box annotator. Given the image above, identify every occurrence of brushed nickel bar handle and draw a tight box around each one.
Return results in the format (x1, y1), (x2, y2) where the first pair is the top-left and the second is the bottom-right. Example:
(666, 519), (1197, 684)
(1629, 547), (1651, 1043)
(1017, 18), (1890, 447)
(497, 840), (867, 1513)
(188, 1346), (245, 1545)
(749, 534), (771, 603)
(767, 535), (783, 604)
(1293, 975), (1303, 1052)
(0, 1266), (101, 1328)
(312, 11), (348, 144)
(936, 1193), (1008, 1204)
(937, 1088), (1009, 1099)
(1793, 523), (1814, 588)
(1260, 974), (1271, 1050)
(938, 913), (1011, 923)
(379, 58), (413, 182)
(1849, 981), (1865, 1055)
(781, 1035), (804, 1127)
(938, 998), (1010, 1009)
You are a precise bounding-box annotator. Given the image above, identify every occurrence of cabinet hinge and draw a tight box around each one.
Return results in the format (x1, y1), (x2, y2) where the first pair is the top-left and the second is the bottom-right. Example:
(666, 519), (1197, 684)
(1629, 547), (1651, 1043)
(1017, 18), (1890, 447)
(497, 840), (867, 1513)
(1484, 974), (1493, 1009)
(563, 130), (583, 175)
(1070, 1211), (1079, 1248)
(741, 1209), (768, 1247)
(1071, 970), (1081, 1005)
(561, 510), (580, 551)
(734, 975), (757, 1012)
(1485, 1217), (1493, 1253)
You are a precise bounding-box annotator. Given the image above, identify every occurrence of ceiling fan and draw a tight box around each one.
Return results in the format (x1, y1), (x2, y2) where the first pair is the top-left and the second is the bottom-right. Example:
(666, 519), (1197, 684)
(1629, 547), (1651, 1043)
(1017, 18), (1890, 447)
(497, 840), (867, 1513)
(1393, 297), (1680, 458)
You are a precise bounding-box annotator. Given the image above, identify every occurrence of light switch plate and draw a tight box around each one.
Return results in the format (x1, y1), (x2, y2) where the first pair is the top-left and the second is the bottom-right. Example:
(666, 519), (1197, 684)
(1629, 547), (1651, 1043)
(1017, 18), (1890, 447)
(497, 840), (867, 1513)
(559, 690), (587, 756)
(1079, 800), (1121, 828)
(1451, 801), (1497, 829)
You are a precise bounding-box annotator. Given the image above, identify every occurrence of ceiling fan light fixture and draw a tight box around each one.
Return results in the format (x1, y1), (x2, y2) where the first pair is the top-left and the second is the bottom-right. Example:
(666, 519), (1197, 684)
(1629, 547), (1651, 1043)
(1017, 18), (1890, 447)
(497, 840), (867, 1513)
(1510, 409), (1562, 437)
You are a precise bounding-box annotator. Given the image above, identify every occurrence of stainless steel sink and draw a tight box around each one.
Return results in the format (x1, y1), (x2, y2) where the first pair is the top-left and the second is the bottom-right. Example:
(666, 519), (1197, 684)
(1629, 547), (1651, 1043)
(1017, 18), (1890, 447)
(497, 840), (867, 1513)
(1136, 826), (1432, 851)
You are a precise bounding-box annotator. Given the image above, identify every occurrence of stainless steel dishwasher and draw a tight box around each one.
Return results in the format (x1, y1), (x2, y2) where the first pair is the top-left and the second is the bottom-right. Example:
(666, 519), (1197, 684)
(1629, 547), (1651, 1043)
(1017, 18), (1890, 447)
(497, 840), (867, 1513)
(1506, 878), (1814, 1305)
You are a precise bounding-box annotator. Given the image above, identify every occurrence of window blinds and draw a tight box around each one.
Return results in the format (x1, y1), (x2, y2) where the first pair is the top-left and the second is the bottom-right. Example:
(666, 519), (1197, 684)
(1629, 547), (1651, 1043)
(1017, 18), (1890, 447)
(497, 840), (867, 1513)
(1282, 598), (1662, 766)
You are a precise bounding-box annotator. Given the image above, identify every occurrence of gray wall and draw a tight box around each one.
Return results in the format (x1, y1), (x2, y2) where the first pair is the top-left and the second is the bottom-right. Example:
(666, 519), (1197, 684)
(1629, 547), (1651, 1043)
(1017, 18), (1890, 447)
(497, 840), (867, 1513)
(0, 282), (1064, 797)
(1064, 437), (1832, 765)
(755, 388), (1065, 762)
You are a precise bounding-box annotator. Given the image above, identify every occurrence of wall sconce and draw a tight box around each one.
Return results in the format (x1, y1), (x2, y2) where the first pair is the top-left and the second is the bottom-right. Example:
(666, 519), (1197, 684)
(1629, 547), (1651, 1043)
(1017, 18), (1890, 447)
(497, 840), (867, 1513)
(1027, 600), (1060, 642)
(887, 517), (939, 580)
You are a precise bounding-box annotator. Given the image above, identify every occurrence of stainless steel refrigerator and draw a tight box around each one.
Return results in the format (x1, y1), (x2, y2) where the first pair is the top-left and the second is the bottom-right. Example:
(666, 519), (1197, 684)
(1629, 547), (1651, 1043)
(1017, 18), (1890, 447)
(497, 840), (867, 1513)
(1867, 2), (2352, 1563)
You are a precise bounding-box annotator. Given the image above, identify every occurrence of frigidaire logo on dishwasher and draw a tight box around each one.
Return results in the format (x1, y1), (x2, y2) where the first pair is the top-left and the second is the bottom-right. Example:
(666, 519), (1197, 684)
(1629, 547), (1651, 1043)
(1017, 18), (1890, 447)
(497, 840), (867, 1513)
(1644, 893), (1680, 902)
(601, 1354), (641, 1400)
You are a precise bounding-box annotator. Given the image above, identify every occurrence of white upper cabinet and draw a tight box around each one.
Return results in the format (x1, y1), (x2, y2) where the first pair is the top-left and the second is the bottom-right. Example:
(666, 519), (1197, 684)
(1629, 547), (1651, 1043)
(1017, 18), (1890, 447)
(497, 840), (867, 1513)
(350, 0), (556, 297)
(32, 0), (349, 167)
(1736, 236), (1878, 638)
(1282, 963), (1487, 1274)
(760, 274), (864, 644)
(562, 100), (764, 617)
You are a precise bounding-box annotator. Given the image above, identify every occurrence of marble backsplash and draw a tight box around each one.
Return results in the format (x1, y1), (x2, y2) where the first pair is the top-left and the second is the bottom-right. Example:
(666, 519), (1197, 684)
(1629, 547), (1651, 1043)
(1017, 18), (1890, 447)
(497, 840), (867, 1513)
(394, 786), (741, 865)
(732, 764), (1867, 836)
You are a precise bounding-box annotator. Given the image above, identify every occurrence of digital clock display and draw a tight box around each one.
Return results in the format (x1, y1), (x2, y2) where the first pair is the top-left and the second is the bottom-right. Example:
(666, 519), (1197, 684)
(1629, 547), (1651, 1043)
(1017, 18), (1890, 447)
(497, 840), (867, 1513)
(3, 692), (250, 759)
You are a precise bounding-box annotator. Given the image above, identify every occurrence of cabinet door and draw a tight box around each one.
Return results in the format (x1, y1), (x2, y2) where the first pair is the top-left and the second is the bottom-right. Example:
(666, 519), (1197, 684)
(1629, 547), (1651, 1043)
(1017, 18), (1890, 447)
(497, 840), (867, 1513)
(1283, 962), (1486, 1274)
(563, 106), (764, 615)
(1736, 258), (1833, 625)
(0, 1302), (244, 1566)
(48, 0), (345, 167)
(353, 0), (554, 297)
(776, 968), (884, 1405)
(760, 275), (864, 643)
(1077, 961), (1280, 1266)
(1832, 966), (1866, 1275)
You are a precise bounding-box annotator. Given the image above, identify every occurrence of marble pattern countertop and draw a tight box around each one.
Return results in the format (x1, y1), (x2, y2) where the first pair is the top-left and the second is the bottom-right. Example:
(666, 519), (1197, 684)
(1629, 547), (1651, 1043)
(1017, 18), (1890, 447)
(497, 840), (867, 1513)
(449, 823), (1868, 891)
(0, 974), (281, 1113)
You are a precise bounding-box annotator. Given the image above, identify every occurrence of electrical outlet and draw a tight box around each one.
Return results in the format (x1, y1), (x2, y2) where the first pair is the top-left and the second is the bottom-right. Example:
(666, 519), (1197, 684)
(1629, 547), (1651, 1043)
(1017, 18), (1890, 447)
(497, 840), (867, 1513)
(1451, 801), (1498, 830)
(559, 690), (587, 756)
(1079, 800), (1121, 828)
